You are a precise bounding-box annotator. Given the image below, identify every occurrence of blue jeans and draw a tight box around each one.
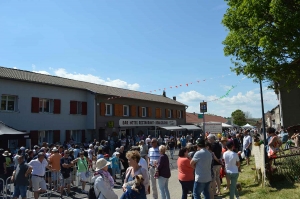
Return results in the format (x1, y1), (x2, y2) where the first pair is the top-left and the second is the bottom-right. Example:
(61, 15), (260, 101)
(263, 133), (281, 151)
(179, 180), (194, 199)
(158, 176), (170, 199)
(226, 173), (239, 199)
(13, 185), (27, 198)
(193, 181), (210, 199)
(169, 148), (174, 159)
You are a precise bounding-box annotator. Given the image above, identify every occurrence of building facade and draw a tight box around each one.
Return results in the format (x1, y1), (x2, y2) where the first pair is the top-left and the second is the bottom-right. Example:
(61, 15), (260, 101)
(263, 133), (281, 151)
(0, 67), (186, 150)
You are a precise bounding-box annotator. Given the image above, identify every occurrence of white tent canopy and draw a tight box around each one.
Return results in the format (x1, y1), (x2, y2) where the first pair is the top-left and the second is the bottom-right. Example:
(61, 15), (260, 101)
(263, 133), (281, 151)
(241, 123), (254, 128)
(0, 122), (29, 135)
(222, 123), (233, 128)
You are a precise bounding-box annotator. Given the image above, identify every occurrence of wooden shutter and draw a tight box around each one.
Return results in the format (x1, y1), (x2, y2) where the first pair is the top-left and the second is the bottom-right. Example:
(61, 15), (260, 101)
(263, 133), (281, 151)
(53, 130), (60, 143)
(147, 107), (152, 117)
(53, 99), (61, 114)
(114, 104), (120, 116)
(18, 136), (26, 147)
(182, 110), (186, 119)
(100, 103), (106, 116)
(120, 105), (124, 116)
(130, 105), (136, 117)
(82, 102), (87, 115)
(139, 106), (143, 117)
(70, 101), (77, 114)
(30, 131), (39, 146)
(165, 109), (168, 118)
(31, 97), (39, 113)
(66, 130), (71, 142)
(173, 109), (177, 118)
(155, 108), (159, 118)
(82, 130), (86, 142)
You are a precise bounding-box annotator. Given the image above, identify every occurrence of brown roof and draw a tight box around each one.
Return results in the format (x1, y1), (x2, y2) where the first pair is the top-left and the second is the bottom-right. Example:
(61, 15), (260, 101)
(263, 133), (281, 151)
(186, 112), (227, 124)
(0, 66), (185, 106)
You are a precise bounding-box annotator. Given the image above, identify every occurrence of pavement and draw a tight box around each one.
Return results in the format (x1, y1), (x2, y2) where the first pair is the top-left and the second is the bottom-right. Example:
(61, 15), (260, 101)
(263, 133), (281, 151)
(0, 149), (227, 199)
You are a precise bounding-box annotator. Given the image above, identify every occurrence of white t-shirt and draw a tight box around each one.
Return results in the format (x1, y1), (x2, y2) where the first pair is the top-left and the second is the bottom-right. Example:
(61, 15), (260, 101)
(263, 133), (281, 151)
(145, 138), (151, 145)
(223, 150), (239, 174)
(28, 159), (48, 176)
(243, 135), (252, 150)
(138, 157), (148, 171)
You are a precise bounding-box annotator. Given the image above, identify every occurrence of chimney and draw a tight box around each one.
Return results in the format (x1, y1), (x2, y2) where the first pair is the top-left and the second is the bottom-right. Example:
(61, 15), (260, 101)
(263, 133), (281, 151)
(173, 96), (176, 101)
(163, 90), (166, 97)
(193, 112), (195, 115)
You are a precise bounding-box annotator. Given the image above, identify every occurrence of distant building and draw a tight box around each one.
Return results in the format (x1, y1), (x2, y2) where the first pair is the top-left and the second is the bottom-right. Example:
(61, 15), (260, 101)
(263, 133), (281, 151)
(265, 105), (281, 130)
(186, 112), (227, 125)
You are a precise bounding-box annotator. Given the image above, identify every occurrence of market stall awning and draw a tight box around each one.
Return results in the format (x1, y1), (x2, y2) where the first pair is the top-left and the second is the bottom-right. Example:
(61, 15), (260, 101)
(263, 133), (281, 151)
(0, 121), (29, 136)
(180, 125), (201, 130)
(160, 126), (186, 131)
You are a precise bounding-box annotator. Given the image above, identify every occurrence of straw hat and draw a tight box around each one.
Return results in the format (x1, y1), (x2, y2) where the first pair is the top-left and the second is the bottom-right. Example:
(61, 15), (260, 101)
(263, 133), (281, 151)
(52, 147), (58, 152)
(221, 137), (228, 142)
(95, 158), (111, 171)
(3, 151), (11, 156)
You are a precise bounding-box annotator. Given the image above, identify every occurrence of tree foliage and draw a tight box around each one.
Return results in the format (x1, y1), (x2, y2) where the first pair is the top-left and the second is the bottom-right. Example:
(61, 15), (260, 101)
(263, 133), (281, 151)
(222, 0), (300, 89)
(231, 109), (247, 126)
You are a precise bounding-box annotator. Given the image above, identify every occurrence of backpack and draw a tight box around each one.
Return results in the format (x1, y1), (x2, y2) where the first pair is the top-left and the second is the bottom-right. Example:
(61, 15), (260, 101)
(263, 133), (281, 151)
(88, 174), (103, 199)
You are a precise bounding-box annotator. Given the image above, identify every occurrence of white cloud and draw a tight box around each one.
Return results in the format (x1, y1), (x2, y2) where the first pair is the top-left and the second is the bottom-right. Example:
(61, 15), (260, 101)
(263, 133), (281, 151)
(33, 70), (50, 75)
(178, 89), (278, 118)
(13, 67), (17, 69)
(31, 66), (140, 90)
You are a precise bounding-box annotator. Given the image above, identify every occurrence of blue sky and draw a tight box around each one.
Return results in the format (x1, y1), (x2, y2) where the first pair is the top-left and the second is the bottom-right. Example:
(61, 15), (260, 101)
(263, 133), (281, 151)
(0, 0), (278, 118)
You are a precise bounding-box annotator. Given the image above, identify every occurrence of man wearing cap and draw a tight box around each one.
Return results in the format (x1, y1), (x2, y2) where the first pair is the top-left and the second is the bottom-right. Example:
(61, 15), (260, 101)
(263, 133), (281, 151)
(48, 147), (61, 191)
(11, 155), (32, 199)
(28, 152), (52, 199)
(148, 138), (160, 199)
(59, 150), (74, 198)
(207, 134), (222, 195)
(243, 130), (252, 166)
(190, 138), (212, 199)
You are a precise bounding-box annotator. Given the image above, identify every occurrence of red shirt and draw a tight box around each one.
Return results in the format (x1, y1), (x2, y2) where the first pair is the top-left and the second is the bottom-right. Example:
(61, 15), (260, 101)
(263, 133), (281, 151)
(177, 157), (194, 181)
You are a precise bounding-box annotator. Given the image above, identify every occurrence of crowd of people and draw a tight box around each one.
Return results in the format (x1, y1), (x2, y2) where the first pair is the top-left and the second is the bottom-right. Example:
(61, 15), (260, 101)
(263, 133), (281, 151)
(1, 126), (293, 199)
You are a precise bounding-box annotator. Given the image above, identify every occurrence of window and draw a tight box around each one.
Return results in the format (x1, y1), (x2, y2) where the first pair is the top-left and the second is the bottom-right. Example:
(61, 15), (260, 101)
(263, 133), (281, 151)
(39, 99), (54, 113)
(77, 101), (82, 114)
(178, 110), (182, 118)
(123, 105), (129, 116)
(142, 107), (147, 117)
(1, 95), (18, 111)
(168, 109), (172, 118)
(70, 130), (82, 143)
(106, 103), (112, 116)
(38, 130), (53, 144)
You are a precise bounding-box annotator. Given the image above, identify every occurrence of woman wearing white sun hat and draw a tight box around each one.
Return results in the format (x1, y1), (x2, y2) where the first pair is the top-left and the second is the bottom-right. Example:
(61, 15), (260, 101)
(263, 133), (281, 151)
(92, 158), (118, 199)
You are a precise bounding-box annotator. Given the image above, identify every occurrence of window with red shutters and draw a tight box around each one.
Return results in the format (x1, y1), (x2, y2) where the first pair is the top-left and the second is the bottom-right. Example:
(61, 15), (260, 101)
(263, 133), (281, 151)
(70, 101), (77, 114)
(81, 102), (87, 115)
(31, 97), (39, 113)
(53, 99), (61, 114)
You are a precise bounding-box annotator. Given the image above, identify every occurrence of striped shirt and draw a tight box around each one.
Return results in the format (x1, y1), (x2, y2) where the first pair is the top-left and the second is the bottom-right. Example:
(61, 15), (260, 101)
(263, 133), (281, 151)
(148, 147), (160, 166)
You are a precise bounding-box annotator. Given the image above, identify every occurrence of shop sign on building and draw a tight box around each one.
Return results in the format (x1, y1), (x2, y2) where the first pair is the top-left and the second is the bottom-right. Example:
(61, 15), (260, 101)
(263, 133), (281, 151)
(119, 119), (177, 127)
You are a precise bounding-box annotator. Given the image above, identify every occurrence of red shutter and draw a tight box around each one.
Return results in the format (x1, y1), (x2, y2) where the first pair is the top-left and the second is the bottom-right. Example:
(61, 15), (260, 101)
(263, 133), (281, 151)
(70, 101), (77, 114)
(18, 137), (26, 147)
(130, 105), (136, 117)
(31, 97), (39, 113)
(66, 130), (71, 142)
(82, 130), (86, 142)
(82, 102), (87, 115)
(30, 131), (39, 146)
(53, 99), (61, 114)
(147, 107), (152, 117)
(138, 106), (142, 117)
(53, 130), (60, 143)
(100, 103), (106, 116)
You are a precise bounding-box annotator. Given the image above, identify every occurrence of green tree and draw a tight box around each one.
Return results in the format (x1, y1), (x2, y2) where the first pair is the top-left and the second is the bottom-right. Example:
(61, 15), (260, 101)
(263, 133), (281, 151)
(222, 0), (300, 89)
(231, 109), (247, 126)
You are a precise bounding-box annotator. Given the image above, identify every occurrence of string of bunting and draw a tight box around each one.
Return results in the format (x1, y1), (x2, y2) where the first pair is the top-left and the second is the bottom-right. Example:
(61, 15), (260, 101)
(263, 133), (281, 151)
(107, 73), (235, 100)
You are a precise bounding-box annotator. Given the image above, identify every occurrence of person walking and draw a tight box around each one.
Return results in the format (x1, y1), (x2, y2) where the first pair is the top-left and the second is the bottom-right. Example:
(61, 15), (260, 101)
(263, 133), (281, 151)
(28, 152), (51, 199)
(243, 130), (252, 166)
(92, 158), (118, 199)
(48, 147), (61, 191)
(177, 147), (194, 199)
(190, 138), (212, 199)
(167, 138), (176, 160)
(223, 141), (240, 199)
(157, 145), (171, 199)
(148, 138), (160, 199)
(11, 155), (32, 199)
